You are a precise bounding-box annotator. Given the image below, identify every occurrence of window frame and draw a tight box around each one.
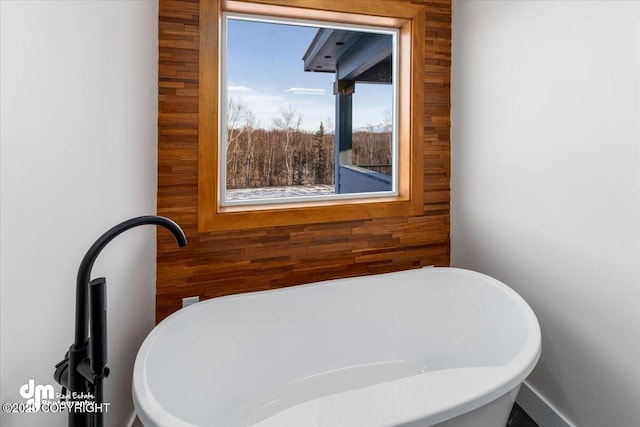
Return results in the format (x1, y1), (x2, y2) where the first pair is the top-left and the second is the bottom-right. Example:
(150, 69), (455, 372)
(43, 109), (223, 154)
(198, 0), (425, 232)
(219, 13), (400, 207)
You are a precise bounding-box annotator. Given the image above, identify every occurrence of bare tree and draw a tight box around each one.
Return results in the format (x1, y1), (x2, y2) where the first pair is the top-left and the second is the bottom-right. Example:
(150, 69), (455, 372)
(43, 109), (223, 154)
(226, 97), (249, 147)
(273, 105), (302, 186)
(241, 110), (257, 187)
(226, 98), (251, 187)
(350, 112), (393, 176)
(223, 104), (345, 189)
(359, 123), (378, 165)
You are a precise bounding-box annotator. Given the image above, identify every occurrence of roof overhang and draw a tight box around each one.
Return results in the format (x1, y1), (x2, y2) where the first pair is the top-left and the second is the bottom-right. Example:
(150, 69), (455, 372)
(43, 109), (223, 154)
(302, 28), (392, 83)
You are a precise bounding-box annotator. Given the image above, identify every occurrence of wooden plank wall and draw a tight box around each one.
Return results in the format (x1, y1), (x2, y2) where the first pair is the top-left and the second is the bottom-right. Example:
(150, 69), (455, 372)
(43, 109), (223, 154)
(157, 0), (451, 322)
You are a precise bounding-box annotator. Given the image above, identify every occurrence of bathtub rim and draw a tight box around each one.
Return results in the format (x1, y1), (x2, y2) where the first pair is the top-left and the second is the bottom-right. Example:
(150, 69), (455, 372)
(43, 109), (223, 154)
(133, 267), (541, 427)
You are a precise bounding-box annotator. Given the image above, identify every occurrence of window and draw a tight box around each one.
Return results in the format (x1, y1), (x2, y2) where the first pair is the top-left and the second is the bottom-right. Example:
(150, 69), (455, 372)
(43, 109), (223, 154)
(221, 14), (398, 206)
(198, 0), (425, 232)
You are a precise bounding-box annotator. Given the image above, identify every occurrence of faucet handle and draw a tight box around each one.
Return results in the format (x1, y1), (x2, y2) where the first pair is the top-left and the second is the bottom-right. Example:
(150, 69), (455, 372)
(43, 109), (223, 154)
(90, 278), (107, 376)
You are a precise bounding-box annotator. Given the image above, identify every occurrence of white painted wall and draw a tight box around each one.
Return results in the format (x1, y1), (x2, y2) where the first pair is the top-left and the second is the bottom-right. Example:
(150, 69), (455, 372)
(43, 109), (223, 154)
(451, 1), (640, 426)
(1, 1), (159, 426)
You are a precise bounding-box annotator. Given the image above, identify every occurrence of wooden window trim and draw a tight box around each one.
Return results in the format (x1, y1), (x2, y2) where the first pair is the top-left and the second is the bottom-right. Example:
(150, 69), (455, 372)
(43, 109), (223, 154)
(198, 0), (425, 232)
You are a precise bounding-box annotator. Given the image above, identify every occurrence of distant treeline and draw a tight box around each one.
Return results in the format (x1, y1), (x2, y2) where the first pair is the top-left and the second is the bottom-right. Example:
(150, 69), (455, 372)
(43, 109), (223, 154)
(226, 102), (391, 189)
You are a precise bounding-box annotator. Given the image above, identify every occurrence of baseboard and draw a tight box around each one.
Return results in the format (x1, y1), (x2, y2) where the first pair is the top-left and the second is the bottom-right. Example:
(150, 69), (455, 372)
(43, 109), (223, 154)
(517, 381), (574, 427)
(127, 412), (138, 427)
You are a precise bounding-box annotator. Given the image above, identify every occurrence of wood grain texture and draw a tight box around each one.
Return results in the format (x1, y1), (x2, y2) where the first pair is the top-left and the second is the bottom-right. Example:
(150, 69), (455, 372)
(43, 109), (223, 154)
(157, 0), (451, 322)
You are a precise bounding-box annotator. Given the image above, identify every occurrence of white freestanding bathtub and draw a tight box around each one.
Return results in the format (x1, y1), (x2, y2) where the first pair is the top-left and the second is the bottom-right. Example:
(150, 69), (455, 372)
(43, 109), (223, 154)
(133, 267), (541, 427)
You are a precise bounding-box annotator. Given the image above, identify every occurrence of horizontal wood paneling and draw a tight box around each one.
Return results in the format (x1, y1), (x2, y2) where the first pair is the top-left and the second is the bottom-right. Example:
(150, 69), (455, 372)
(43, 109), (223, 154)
(157, 0), (451, 322)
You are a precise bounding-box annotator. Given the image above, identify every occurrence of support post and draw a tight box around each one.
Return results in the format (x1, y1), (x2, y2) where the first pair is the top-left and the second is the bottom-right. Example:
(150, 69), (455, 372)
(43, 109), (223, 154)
(334, 78), (355, 194)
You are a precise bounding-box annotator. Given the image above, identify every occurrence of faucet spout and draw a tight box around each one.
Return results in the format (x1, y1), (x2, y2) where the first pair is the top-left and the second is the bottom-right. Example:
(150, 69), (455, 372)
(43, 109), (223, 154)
(74, 215), (186, 346)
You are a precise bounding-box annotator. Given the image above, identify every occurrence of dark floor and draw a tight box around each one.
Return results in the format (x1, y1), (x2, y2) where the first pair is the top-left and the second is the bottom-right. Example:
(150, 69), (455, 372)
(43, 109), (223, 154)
(507, 403), (539, 427)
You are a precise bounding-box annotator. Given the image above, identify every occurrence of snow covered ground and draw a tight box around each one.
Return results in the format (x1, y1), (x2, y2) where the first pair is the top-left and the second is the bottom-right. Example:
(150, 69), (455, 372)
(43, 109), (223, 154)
(226, 184), (335, 201)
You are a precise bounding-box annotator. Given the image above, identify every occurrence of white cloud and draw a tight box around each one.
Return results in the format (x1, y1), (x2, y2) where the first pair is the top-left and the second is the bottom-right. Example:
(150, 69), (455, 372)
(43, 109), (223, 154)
(229, 90), (334, 131)
(284, 87), (326, 96)
(228, 85), (252, 92)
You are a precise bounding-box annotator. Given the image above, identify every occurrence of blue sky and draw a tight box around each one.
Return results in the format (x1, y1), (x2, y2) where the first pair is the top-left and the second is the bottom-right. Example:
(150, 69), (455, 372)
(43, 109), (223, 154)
(225, 17), (392, 132)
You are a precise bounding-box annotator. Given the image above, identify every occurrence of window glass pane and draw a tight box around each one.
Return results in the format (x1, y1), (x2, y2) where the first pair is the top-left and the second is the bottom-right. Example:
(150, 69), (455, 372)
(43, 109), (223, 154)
(222, 14), (397, 206)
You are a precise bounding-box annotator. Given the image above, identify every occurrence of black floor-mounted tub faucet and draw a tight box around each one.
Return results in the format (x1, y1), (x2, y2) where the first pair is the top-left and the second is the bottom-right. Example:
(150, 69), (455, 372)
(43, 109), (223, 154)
(54, 215), (187, 427)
